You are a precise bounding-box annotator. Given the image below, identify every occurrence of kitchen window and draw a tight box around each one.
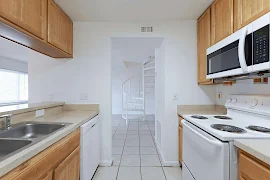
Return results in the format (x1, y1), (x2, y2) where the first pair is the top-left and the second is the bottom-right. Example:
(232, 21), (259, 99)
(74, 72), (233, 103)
(0, 69), (28, 106)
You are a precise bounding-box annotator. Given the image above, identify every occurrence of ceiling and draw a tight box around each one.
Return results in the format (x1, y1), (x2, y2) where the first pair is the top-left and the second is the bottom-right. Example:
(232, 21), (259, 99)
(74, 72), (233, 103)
(54, 0), (214, 22)
(111, 37), (163, 70)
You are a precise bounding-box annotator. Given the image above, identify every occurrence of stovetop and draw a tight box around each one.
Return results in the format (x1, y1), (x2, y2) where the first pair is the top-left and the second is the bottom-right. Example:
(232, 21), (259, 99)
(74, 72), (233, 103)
(182, 113), (270, 141)
(182, 95), (270, 141)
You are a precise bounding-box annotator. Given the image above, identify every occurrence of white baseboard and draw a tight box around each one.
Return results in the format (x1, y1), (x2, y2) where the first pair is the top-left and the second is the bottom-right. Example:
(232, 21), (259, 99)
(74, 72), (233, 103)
(99, 158), (113, 167)
(155, 139), (180, 167)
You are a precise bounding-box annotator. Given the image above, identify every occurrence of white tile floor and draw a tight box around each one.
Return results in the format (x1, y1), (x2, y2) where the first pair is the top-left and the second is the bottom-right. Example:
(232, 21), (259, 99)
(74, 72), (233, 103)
(93, 115), (182, 180)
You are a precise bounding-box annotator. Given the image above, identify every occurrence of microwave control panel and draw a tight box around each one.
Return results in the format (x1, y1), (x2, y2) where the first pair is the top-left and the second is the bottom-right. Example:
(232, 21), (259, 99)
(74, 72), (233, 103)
(253, 25), (269, 64)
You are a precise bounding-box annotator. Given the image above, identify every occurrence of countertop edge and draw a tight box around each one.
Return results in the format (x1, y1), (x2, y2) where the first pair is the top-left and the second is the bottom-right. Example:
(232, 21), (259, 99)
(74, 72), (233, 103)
(0, 110), (99, 177)
(234, 140), (270, 166)
(0, 102), (65, 116)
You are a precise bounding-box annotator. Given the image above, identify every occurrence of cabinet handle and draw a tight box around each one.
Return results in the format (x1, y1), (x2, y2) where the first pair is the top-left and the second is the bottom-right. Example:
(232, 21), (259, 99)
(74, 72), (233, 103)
(91, 124), (96, 128)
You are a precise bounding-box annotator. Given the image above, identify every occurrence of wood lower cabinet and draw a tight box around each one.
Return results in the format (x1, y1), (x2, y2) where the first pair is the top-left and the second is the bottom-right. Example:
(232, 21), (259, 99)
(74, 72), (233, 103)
(178, 116), (183, 163)
(239, 150), (270, 180)
(0, 129), (80, 180)
(234, 0), (270, 31)
(54, 147), (80, 180)
(197, 8), (213, 85)
(0, 0), (47, 40)
(211, 0), (234, 45)
(48, 0), (73, 55)
(39, 171), (53, 180)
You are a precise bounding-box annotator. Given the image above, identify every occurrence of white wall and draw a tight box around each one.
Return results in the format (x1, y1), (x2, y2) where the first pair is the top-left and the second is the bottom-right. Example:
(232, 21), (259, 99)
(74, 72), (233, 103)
(216, 78), (270, 105)
(27, 21), (216, 165)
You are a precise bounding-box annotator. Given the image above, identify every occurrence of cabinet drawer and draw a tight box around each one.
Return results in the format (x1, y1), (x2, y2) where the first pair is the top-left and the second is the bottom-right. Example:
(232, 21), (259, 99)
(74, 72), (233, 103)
(239, 152), (270, 180)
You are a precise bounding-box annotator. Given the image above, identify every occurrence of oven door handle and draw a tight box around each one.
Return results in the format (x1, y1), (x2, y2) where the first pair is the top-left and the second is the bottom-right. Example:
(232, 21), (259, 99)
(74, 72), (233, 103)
(238, 26), (248, 73)
(183, 121), (223, 148)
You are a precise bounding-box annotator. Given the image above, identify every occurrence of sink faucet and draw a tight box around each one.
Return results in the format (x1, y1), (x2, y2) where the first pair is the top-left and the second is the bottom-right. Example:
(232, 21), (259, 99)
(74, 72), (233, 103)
(0, 114), (12, 130)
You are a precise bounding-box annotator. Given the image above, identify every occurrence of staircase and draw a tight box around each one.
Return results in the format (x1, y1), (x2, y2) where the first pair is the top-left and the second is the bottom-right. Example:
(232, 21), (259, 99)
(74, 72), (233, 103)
(122, 56), (155, 125)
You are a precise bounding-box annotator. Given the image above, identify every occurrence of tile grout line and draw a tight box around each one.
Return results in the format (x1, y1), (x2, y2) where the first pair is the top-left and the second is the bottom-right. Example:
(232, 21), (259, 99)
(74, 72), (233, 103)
(148, 116), (168, 180)
(115, 120), (125, 180)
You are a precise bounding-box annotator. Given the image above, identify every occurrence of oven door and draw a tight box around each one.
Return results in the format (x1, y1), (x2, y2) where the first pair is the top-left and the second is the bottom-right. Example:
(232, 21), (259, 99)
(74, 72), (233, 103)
(182, 120), (230, 180)
(206, 26), (253, 79)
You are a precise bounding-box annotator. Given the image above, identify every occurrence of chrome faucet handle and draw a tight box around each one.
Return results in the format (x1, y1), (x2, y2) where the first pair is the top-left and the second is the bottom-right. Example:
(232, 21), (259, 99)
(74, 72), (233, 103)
(0, 114), (12, 130)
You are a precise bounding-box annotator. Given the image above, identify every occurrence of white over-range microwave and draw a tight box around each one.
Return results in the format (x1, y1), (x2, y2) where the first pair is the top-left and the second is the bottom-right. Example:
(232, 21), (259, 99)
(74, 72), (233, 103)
(206, 13), (270, 79)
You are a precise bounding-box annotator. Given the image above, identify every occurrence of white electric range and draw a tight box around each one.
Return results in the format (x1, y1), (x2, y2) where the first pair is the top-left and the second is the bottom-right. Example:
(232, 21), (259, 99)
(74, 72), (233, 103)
(181, 95), (270, 180)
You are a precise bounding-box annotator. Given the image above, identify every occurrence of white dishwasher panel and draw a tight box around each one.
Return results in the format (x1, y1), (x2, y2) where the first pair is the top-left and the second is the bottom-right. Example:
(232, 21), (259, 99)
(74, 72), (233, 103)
(80, 115), (100, 180)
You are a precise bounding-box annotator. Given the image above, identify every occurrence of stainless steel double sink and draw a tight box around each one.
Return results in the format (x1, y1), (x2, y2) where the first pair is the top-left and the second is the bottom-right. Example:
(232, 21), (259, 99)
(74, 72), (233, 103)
(0, 122), (71, 161)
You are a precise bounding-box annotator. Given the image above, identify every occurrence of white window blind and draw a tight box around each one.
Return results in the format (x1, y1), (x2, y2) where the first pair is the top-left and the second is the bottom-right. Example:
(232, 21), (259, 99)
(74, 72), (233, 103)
(0, 69), (28, 106)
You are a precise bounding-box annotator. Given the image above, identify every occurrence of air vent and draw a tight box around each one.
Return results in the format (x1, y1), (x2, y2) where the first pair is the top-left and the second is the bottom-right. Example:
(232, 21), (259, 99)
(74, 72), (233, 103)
(141, 27), (153, 33)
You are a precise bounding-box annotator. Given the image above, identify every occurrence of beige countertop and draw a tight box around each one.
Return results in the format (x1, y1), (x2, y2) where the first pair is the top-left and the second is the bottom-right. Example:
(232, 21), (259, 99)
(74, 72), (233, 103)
(177, 105), (227, 116)
(234, 139), (270, 165)
(0, 108), (99, 177)
(0, 101), (65, 116)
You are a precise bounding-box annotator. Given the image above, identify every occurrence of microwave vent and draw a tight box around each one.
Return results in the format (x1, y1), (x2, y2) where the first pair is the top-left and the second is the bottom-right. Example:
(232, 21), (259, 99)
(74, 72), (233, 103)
(141, 27), (153, 33)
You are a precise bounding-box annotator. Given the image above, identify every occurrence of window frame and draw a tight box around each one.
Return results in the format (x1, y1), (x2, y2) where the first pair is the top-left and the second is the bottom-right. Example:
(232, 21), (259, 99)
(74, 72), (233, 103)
(0, 68), (28, 107)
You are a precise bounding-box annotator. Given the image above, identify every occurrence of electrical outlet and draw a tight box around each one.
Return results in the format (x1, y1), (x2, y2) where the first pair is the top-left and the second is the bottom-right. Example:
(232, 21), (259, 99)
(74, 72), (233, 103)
(218, 92), (222, 100)
(49, 93), (54, 101)
(80, 93), (88, 100)
(173, 93), (178, 100)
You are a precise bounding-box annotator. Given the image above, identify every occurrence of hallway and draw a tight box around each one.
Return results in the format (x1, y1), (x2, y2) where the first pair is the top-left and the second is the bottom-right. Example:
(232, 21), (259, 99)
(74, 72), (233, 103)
(93, 115), (182, 180)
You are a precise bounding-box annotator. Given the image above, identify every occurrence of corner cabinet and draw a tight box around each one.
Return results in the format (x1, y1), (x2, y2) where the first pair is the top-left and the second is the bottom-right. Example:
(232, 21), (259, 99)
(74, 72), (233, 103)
(211, 0), (234, 45)
(234, 0), (270, 31)
(0, 0), (73, 58)
(48, 0), (73, 55)
(197, 8), (213, 85)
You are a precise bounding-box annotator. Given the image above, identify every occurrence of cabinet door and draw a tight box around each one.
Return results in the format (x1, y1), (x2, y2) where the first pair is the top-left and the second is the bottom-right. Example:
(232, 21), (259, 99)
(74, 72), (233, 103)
(197, 9), (213, 84)
(211, 0), (234, 45)
(54, 147), (80, 180)
(48, 0), (73, 55)
(0, 0), (47, 40)
(234, 0), (270, 31)
(39, 171), (53, 180)
(179, 125), (183, 162)
(239, 152), (270, 180)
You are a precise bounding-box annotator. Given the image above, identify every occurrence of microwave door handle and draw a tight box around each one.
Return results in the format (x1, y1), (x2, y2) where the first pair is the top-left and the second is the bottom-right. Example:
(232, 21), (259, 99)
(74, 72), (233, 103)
(238, 27), (248, 73)
(183, 121), (222, 148)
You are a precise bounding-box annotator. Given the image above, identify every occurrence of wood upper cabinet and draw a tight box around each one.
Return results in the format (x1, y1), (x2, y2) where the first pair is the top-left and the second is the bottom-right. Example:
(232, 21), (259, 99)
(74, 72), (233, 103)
(234, 0), (270, 31)
(54, 147), (80, 180)
(48, 0), (73, 55)
(0, 0), (47, 40)
(211, 0), (234, 45)
(197, 8), (213, 84)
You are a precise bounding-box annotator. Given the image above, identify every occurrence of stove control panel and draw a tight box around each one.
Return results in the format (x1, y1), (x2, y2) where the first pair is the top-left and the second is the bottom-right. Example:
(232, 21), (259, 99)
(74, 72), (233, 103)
(250, 100), (258, 107)
(226, 95), (270, 116)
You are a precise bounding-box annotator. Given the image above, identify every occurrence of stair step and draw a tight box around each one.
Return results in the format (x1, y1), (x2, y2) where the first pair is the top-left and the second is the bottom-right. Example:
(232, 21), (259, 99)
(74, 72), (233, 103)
(144, 67), (155, 71)
(123, 108), (144, 112)
(144, 74), (155, 77)
(132, 97), (143, 100)
(126, 102), (143, 105)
